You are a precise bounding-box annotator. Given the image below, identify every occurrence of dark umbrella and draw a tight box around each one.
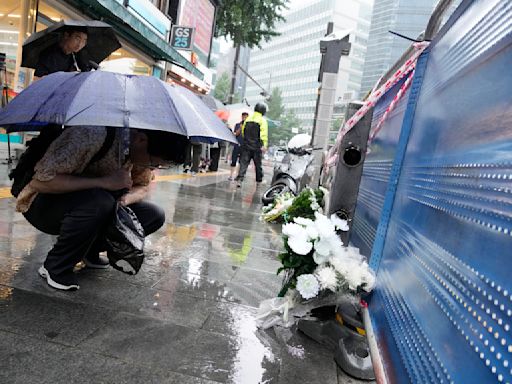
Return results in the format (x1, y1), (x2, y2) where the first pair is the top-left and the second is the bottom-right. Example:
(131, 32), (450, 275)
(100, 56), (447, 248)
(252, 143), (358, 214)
(21, 20), (121, 69)
(0, 71), (237, 144)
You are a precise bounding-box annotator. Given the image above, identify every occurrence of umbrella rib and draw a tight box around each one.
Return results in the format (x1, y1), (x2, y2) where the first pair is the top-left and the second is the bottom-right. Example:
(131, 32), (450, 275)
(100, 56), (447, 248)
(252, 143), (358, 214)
(31, 73), (80, 125)
(162, 86), (188, 136)
(64, 104), (94, 124)
(178, 92), (217, 139)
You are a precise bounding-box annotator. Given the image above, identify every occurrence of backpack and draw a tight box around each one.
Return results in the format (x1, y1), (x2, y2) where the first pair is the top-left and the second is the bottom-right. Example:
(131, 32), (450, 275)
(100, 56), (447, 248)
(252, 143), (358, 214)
(9, 125), (116, 197)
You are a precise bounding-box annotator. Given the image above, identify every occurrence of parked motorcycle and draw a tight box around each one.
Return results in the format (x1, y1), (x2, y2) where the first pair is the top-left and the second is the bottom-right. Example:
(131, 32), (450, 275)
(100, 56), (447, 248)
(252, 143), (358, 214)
(262, 134), (316, 205)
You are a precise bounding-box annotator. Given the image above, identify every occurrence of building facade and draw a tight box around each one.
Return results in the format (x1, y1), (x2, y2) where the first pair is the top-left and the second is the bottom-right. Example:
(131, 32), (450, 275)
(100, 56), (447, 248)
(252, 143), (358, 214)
(360, 0), (438, 95)
(245, 0), (372, 134)
(212, 43), (250, 102)
(164, 0), (218, 93)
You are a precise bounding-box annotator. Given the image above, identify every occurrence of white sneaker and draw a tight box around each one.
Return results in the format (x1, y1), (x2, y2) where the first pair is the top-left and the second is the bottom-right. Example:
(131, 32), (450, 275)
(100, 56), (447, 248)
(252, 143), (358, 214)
(38, 266), (79, 291)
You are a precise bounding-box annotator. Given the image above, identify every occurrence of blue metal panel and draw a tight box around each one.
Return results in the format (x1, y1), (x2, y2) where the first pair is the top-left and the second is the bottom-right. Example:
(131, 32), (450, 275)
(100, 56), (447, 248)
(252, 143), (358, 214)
(351, 77), (410, 258)
(352, 0), (512, 382)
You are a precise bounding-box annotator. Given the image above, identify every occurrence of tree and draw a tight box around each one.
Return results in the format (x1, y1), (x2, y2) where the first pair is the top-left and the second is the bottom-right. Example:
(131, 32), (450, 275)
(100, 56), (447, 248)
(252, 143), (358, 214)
(331, 117), (343, 131)
(215, 0), (289, 103)
(213, 72), (230, 103)
(268, 109), (301, 147)
(267, 87), (285, 120)
(216, 0), (288, 48)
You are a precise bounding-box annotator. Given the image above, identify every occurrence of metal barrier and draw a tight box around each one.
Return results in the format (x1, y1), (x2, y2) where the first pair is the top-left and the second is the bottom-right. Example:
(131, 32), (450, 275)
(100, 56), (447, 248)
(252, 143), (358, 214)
(348, 0), (512, 382)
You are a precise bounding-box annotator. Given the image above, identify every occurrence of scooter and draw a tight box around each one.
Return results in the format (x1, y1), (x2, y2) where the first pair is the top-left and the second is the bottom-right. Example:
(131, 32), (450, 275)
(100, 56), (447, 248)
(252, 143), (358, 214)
(262, 134), (316, 205)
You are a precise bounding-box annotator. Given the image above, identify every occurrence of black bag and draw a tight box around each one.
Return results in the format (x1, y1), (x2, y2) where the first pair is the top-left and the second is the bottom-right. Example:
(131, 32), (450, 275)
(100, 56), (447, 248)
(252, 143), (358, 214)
(9, 126), (115, 197)
(105, 203), (145, 275)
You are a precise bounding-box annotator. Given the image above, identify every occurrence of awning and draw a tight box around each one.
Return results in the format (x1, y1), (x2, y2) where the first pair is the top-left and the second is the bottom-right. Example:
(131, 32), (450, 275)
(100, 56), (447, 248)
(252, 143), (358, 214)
(65, 0), (204, 80)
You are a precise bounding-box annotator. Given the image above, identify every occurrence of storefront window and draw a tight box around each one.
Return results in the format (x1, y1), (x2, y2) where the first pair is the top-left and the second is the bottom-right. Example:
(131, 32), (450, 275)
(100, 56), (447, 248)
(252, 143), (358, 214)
(1, 0), (37, 144)
(36, 1), (68, 32)
(0, 0), (36, 95)
(101, 48), (152, 76)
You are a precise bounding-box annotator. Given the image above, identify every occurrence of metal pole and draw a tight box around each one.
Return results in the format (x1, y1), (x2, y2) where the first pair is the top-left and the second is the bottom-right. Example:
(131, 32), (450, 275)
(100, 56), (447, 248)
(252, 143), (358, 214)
(362, 307), (388, 384)
(310, 27), (351, 185)
(228, 44), (241, 104)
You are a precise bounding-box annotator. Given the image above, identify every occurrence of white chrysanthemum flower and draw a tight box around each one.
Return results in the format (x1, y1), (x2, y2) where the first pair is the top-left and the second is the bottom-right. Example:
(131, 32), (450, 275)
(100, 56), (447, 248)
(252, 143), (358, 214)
(296, 274), (320, 299)
(313, 251), (330, 265)
(314, 212), (336, 238)
(315, 265), (338, 292)
(287, 236), (313, 255)
(314, 237), (332, 257)
(344, 262), (365, 291)
(330, 214), (349, 231)
(359, 262), (376, 292)
(329, 254), (350, 276)
(294, 217), (314, 226)
(282, 223), (308, 239)
(327, 234), (344, 251)
(305, 224), (319, 240)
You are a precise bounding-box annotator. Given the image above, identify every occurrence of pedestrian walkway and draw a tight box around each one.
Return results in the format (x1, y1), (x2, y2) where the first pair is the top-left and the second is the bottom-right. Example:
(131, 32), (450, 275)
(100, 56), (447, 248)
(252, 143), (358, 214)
(0, 162), (358, 384)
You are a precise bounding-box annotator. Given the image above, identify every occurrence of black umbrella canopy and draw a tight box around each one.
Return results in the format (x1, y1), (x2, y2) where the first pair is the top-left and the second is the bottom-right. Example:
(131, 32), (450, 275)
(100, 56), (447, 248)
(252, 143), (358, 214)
(21, 20), (121, 69)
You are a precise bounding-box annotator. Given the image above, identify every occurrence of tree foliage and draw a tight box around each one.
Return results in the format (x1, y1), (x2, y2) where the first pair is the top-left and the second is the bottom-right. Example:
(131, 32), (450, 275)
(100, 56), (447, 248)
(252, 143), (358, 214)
(268, 109), (301, 147)
(267, 87), (285, 121)
(213, 72), (230, 103)
(215, 0), (289, 48)
(331, 117), (343, 131)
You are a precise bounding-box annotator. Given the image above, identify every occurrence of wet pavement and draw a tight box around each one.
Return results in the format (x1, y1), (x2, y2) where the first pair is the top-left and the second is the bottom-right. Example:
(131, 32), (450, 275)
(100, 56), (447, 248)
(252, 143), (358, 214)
(0, 160), (364, 384)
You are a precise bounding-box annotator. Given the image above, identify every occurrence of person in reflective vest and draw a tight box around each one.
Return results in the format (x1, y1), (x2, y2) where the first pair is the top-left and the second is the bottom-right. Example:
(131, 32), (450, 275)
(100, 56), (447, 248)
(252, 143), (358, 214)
(235, 102), (269, 187)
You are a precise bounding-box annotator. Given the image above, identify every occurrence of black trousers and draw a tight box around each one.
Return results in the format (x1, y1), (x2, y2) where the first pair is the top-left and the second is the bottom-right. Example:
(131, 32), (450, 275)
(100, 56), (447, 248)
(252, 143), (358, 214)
(23, 188), (165, 279)
(237, 147), (263, 182)
(230, 145), (241, 167)
(209, 147), (221, 171)
(184, 143), (201, 173)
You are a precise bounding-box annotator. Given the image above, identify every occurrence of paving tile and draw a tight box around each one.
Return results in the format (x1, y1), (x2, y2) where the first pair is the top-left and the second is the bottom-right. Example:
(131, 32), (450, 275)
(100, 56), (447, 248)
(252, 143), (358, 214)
(0, 287), (114, 346)
(273, 326), (338, 384)
(226, 269), (283, 308)
(201, 301), (280, 351)
(81, 312), (281, 384)
(0, 330), (221, 384)
(2, 265), (216, 329)
(153, 258), (240, 303)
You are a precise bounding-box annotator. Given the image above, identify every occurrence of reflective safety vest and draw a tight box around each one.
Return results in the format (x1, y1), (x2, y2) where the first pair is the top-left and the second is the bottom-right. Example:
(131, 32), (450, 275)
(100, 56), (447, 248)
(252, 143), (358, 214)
(241, 111), (268, 150)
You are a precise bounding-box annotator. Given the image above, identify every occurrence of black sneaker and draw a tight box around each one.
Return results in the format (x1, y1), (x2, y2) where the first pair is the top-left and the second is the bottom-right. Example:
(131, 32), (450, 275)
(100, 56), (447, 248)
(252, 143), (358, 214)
(38, 266), (79, 291)
(84, 254), (110, 269)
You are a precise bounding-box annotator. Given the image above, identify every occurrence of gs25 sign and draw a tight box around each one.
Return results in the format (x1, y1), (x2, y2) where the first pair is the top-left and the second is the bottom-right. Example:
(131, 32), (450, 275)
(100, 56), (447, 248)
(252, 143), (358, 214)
(170, 26), (195, 50)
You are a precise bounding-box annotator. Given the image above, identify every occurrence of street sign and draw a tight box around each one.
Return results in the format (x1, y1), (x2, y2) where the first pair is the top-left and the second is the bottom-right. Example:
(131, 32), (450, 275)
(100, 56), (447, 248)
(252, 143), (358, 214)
(170, 26), (195, 50)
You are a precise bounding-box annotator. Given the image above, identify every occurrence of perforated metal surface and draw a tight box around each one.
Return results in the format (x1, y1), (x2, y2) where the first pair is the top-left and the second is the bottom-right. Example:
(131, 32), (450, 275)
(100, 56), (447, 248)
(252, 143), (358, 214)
(351, 0), (512, 382)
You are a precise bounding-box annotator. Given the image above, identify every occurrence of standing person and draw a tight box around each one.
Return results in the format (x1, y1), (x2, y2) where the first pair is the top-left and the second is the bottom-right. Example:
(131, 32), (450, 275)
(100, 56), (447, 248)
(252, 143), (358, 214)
(15, 125), (188, 290)
(33, 26), (91, 79)
(208, 141), (221, 172)
(236, 103), (268, 187)
(183, 141), (202, 176)
(208, 120), (232, 172)
(229, 112), (248, 181)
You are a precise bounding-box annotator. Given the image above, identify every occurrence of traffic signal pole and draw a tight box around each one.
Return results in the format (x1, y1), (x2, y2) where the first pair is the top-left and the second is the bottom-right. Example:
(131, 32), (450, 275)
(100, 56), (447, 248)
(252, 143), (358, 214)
(310, 23), (351, 185)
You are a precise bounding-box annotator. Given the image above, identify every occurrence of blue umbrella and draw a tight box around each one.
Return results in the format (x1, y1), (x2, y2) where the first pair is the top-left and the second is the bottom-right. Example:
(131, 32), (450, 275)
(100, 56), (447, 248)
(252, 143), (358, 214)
(0, 71), (236, 144)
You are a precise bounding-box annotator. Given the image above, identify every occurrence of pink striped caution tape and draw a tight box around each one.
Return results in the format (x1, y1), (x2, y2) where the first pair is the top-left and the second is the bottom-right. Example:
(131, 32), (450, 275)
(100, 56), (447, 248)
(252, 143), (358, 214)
(325, 41), (429, 169)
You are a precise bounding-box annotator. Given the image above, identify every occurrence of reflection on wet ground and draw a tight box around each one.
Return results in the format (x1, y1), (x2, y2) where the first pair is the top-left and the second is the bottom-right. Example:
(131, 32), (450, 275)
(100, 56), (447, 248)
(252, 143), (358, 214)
(0, 164), (348, 383)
